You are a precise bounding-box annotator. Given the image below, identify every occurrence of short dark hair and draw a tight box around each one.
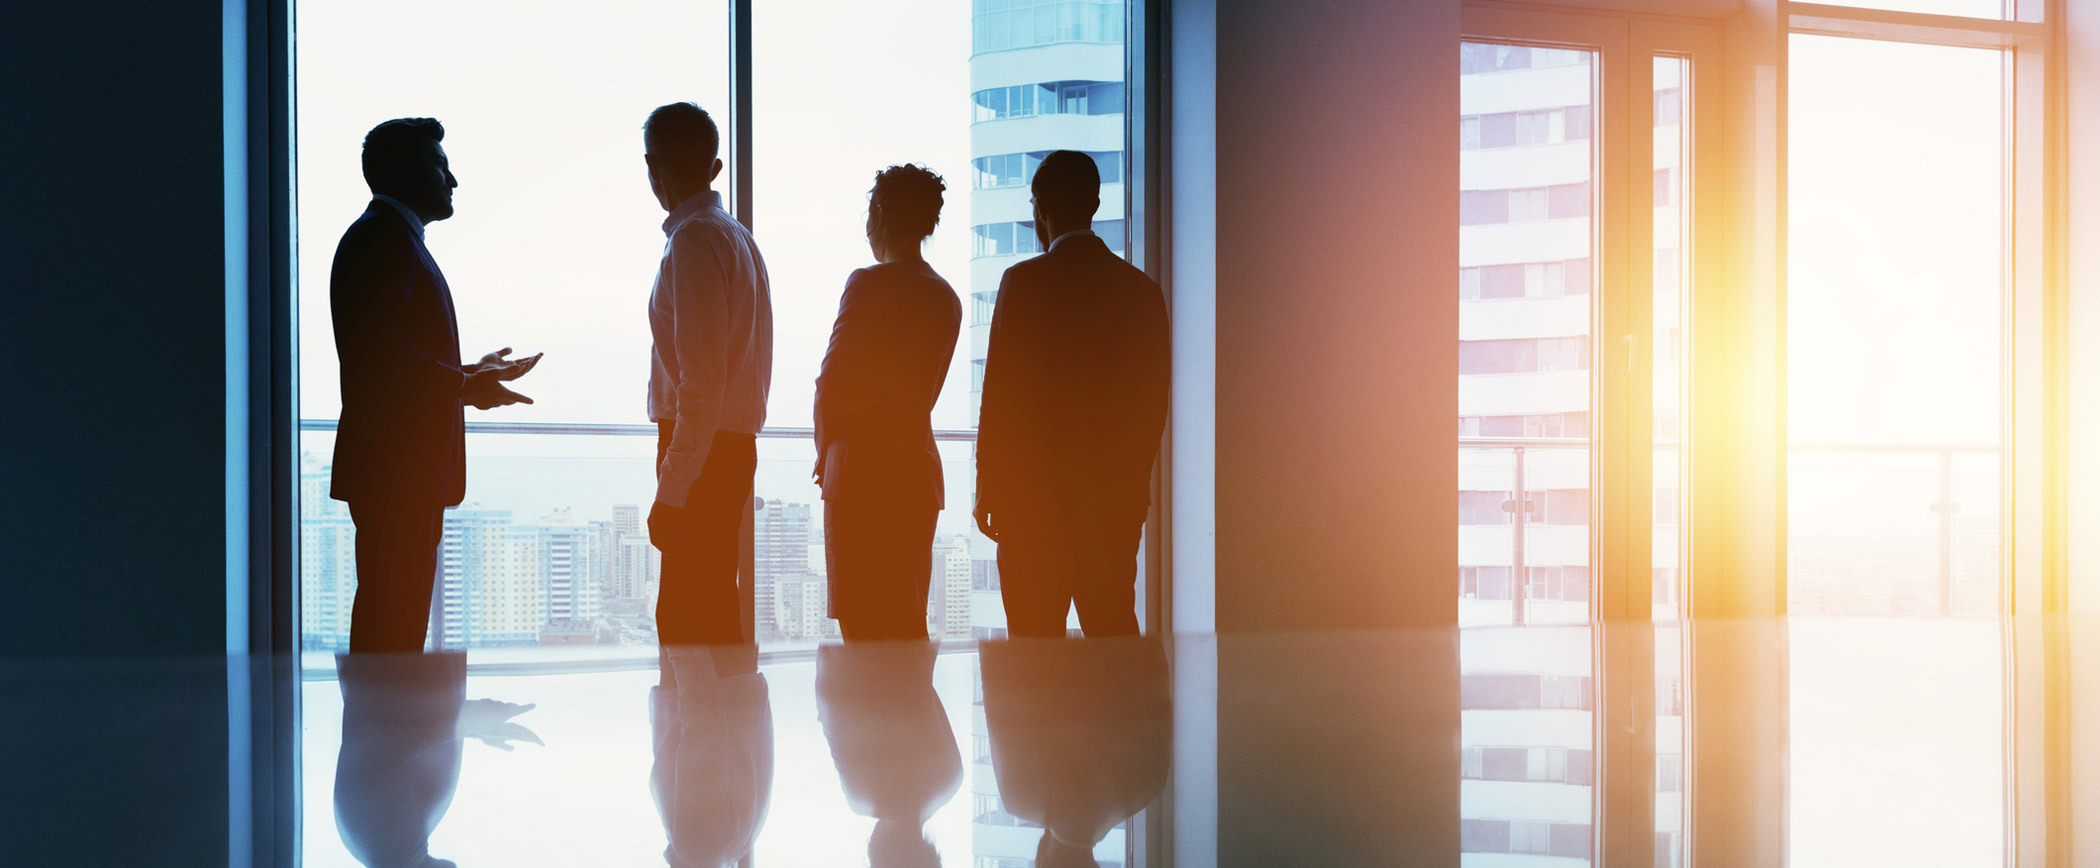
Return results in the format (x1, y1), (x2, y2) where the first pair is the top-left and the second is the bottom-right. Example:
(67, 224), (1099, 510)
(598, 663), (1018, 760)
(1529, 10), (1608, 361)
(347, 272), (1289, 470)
(643, 102), (721, 170)
(361, 117), (444, 193)
(1031, 149), (1101, 218)
(869, 163), (946, 243)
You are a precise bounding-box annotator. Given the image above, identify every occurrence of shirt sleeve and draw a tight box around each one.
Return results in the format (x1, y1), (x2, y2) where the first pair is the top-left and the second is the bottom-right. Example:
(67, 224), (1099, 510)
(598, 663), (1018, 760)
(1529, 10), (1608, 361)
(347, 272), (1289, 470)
(974, 271), (1019, 510)
(656, 229), (732, 507)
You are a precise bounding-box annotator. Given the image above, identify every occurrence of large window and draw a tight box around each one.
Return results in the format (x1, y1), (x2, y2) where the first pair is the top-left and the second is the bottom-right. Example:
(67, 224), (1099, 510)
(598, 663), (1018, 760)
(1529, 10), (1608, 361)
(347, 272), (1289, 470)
(753, 0), (1135, 657)
(296, 2), (1144, 866)
(295, 0), (728, 659)
(1785, 33), (2007, 867)
(297, 0), (1138, 663)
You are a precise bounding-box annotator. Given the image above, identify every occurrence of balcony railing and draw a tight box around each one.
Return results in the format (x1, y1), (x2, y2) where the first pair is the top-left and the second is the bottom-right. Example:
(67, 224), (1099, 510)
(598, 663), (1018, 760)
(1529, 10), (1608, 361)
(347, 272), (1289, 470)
(297, 419), (979, 441)
(1460, 437), (2001, 620)
(297, 418), (982, 675)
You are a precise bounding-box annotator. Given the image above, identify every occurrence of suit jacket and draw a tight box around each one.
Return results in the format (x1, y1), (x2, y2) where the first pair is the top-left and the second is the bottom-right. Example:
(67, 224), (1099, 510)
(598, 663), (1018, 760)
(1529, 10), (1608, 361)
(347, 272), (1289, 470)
(329, 202), (468, 506)
(977, 234), (1169, 524)
(812, 261), (962, 509)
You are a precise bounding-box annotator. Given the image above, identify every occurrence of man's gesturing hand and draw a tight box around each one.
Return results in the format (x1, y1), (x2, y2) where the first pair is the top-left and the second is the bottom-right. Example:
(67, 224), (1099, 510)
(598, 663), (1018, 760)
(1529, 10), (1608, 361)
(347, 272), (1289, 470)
(465, 368), (533, 409)
(471, 347), (543, 381)
(464, 347), (541, 410)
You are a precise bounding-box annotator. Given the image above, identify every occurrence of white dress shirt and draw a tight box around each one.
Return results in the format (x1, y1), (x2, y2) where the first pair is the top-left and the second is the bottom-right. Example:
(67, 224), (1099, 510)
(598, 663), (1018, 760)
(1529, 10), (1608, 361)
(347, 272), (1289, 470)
(648, 190), (774, 507)
(1046, 227), (1097, 252)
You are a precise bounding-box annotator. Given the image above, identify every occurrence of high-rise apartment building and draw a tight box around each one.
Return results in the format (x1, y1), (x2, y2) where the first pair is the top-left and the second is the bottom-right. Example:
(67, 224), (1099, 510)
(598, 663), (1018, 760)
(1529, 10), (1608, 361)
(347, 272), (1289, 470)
(1457, 43), (1605, 864)
(298, 455), (358, 651)
(754, 499), (820, 641)
(930, 534), (974, 639)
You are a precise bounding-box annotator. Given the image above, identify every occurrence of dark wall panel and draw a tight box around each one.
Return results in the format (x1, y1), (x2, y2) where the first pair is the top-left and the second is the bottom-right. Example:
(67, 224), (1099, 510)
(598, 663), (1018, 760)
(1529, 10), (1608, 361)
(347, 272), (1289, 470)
(0, 2), (229, 657)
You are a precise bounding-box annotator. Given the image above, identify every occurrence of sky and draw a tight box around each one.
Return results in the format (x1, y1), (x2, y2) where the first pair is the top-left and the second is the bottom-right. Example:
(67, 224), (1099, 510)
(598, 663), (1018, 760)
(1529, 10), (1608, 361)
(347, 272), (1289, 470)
(1785, 34), (2007, 544)
(297, 0), (980, 433)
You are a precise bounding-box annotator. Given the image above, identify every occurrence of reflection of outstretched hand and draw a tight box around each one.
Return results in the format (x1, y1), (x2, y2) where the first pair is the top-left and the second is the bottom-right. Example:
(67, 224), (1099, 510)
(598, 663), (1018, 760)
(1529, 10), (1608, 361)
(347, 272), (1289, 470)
(457, 699), (544, 751)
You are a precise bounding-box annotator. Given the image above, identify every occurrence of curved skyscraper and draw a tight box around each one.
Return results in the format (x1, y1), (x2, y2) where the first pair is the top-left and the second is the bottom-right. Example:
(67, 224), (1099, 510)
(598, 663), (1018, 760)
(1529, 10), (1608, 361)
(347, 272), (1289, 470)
(966, 0), (1128, 426)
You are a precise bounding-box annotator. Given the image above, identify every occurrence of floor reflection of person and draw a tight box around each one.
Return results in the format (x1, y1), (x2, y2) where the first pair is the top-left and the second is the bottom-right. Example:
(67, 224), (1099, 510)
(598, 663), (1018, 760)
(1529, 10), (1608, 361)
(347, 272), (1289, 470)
(650, 645), (774, 868)
(813, 165), (963, 642)
(333, 652), (540, 868)
(980, 637), (1172, 868)
(815, 642), (962, 868)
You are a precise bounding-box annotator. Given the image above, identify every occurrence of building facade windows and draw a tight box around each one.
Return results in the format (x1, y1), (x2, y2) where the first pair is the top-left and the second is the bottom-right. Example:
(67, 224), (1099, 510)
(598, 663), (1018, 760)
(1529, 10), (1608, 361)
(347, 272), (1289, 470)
(1461, 104), (1592, 150)
(1460, 182), (1591, 225)
(1459, 258), (1592, 300)
(1459, 42), (1591, 75)
(971, 0), (1124, 55)
(972, 80), (1125, 123)
(971, 219), (1127, 258)
(973, 149), (1122, 189)
(1459, 412), (1591, 438)
(1460, 818), (1595, 858)
(1459, 336), (1591, 375)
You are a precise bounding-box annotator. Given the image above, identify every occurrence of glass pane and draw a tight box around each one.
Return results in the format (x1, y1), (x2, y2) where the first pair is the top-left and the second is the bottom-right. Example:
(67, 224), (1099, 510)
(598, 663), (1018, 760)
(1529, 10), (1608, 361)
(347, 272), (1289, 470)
(1786, 33), (2005, 866)
(1460, 40), (1596, 866)
(1652, 54), (1689, 868)
(754, 0), (1134, 657)
(294, 0), (729, 662)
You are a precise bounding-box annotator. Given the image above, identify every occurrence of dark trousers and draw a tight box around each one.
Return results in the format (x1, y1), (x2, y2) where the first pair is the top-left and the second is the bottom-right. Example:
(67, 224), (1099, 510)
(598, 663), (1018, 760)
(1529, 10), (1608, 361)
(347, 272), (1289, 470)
(997, 513), (1143, 638)
(347, 501), (446, 653)
(824, 499), (939, 641)
(657, 424), (757, 646)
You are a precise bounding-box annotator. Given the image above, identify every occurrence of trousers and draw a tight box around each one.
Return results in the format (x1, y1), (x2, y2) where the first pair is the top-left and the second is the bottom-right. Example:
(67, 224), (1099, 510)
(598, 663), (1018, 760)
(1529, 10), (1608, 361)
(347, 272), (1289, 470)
(657, 424), (757, 646)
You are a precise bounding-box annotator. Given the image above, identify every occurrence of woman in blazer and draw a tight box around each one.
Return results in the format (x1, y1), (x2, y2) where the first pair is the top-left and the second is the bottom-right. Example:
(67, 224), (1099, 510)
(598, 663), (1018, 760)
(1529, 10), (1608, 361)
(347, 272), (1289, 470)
(812, 164), (964, 640)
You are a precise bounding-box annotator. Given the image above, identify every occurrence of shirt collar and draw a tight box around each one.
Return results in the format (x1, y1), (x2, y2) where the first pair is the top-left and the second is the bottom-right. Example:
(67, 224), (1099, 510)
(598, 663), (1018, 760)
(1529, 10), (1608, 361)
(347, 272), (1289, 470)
(1048, 228), (1096, 252)
(664, 190), (724, 236)
(371, 194), (425, 239)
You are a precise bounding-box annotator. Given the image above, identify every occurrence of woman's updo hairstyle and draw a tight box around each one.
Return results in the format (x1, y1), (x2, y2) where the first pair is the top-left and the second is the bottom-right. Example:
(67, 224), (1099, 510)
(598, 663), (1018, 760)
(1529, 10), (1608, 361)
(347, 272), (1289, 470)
(869, 163), (946, 244)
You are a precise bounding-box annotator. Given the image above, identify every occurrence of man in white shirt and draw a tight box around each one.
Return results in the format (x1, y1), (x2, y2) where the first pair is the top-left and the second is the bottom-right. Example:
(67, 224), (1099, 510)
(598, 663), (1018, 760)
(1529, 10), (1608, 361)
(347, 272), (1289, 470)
(642, 102), (773, 654)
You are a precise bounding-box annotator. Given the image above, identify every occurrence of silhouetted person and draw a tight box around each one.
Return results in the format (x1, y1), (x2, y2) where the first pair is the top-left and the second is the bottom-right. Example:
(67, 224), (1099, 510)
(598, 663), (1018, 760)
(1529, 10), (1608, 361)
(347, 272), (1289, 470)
(980, 637), (1172, 868)
(815, 642), (963, 868)
(649, 645), (774, 868)
(331, 118), (540, 652)
(813, 165), (964, 641)
(333, 651), (540, 868)
(975, 151), (1170, 638)
(643, 102), (773, 660)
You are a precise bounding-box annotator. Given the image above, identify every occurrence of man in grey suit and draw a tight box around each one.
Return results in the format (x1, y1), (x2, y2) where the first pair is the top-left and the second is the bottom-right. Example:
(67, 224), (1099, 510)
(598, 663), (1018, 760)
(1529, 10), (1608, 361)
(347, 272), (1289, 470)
(974, 151), (1170, 638)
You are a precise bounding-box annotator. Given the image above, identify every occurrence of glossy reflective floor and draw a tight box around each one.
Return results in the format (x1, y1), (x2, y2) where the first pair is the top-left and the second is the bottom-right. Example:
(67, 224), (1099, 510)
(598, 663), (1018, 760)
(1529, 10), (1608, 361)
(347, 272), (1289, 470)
(6, 619), (2062, 867)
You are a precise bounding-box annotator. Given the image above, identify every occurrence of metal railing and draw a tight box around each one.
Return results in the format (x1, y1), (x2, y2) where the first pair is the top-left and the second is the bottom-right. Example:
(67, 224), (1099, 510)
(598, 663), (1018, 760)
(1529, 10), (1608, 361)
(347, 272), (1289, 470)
(1789, 441), (2000, 617)
(1460, 437), (2002, 619)
(297, 418), (979, 442)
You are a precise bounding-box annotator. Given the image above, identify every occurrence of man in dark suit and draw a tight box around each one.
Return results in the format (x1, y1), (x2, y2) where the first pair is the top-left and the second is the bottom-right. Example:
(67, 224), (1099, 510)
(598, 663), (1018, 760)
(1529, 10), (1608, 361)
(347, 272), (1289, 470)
(975, 150), (1170, 638)
(331, 117), (540, 653)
